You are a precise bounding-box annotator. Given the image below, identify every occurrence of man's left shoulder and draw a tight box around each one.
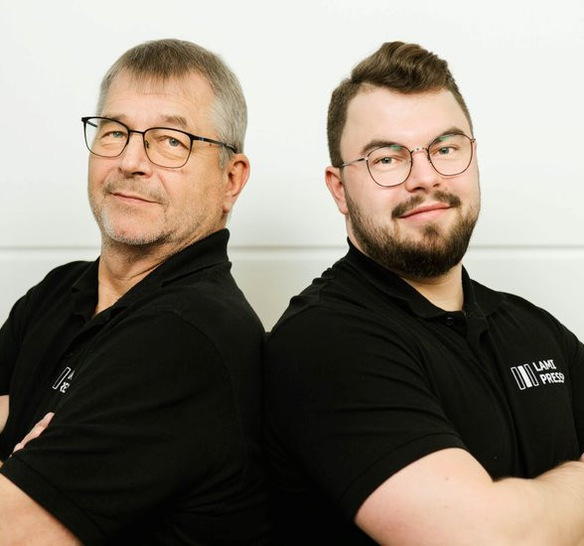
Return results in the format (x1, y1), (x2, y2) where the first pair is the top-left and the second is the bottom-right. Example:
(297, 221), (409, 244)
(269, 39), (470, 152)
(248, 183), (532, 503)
(136, 273), (264, 349)
(471, 278), (578, 345)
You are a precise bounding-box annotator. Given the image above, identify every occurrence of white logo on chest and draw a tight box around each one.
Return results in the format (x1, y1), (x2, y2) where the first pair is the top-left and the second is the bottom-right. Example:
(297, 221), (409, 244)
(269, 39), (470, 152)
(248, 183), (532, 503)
(510, 359), (564, 390)
(52, 367), (75, 393)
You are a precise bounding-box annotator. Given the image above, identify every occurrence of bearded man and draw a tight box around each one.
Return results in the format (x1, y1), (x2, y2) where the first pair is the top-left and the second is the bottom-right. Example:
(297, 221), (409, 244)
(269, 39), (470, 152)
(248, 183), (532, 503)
(264, 41), (584, 546)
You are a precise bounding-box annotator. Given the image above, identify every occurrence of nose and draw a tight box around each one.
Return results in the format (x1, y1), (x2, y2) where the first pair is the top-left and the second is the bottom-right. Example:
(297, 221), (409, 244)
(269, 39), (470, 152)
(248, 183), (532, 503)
(117, 131), (152, 176)
(403, 147), (442, 192)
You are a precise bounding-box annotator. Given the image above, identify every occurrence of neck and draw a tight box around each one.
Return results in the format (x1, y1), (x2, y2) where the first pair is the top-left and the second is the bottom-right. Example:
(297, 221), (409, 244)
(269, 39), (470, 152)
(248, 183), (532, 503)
(95, 241), (177, 315)
(401, 263), (464, 312)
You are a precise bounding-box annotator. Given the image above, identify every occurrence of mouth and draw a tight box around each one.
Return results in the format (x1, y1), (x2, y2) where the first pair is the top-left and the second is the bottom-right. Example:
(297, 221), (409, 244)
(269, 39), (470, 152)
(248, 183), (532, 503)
(393, 191), (461, 221)
(399, 202), (452, 220)
(110, 191), (158, 205)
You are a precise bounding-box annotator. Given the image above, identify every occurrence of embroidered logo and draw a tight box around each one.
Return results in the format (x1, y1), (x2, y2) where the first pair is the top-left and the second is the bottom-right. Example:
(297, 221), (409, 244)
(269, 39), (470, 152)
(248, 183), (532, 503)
(52, 367), (75, 394)
(510, 359), (564, 390)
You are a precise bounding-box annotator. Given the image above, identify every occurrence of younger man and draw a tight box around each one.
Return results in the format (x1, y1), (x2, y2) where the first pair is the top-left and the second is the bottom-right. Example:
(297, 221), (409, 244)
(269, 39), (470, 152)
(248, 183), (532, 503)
(265, 41), (584, 545)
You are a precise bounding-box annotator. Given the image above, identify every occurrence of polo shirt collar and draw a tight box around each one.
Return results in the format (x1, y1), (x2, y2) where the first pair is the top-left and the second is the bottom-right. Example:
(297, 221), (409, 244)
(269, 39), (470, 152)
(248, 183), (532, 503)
(134, 228), (231, 289)
(71, 261), (99, 321)
(70, 229), (231, 320)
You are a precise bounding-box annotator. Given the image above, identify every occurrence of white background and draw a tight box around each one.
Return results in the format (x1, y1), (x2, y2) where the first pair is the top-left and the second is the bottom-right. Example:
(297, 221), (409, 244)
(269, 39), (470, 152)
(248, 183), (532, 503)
(1, 0), (583, 336)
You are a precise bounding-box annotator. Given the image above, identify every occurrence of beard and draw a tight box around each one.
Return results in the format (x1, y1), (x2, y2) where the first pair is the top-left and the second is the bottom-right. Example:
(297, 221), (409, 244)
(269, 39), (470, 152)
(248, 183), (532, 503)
(347, 189), (479, 279)
(89, 179), (171, 247)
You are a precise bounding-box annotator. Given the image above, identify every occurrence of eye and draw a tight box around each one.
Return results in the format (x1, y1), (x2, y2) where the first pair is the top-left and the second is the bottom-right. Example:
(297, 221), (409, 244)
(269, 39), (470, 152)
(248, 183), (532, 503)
(429, 134), (467, 159)
(169, 137), (181, 148)
(434, 145), (456, 156)
(382, 155), (397, 165)
(374, 155), (395, 166)
(98, 125), (128, 140)
(369, 146), (408, 170)
(152, 131), (190, 151)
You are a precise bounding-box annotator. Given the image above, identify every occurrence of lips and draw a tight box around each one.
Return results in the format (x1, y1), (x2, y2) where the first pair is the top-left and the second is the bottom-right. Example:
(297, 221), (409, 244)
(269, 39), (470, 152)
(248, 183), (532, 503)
(392, 191), (461, 219)
(111, 191), (158, 204)
(399, 202), (451, 219)
(104, 181), (164, 204)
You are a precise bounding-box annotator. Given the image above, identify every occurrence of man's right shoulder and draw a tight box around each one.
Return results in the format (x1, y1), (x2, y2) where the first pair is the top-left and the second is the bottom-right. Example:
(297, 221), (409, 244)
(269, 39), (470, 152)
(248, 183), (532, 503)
(42, 261), (93, 283)
(21, 260), (92, 298)
(9, 261), (94, 321)
(269, 262), (396, 338)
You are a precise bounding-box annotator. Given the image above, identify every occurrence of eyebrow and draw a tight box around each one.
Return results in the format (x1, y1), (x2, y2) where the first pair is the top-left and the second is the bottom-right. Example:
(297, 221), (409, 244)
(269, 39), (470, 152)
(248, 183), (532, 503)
(101, 113), (190, 130)
(359, 126), (469, 157)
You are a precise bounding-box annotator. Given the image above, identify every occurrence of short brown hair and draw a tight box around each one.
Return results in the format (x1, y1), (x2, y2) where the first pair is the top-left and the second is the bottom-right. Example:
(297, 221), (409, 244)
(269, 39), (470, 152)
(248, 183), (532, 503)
(327, 41), (472, 167)
(97, 38), (246, 164)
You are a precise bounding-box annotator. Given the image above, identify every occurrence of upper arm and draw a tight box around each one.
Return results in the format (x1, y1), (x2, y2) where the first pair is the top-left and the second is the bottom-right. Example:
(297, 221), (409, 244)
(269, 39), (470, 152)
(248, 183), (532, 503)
(0, 474), (80, 544)
(354, 447), (584, 546)
(355, 448), (497, 544)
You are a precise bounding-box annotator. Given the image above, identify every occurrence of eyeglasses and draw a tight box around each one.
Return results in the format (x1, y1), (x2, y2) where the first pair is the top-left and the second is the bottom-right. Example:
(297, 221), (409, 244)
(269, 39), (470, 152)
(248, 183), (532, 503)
(339, 133), (476, 188)
(81, 116), (237, 169)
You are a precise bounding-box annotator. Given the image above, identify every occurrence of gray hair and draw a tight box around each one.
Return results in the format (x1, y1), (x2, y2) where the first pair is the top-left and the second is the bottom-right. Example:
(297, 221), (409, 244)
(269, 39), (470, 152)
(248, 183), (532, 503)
(97, 38), (247, 166)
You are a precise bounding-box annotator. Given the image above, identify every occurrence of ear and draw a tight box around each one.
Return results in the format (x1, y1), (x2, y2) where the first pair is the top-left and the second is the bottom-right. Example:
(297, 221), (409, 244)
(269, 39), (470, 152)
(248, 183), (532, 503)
(325, 166), (349, 215)
(222, 153), (250, 214)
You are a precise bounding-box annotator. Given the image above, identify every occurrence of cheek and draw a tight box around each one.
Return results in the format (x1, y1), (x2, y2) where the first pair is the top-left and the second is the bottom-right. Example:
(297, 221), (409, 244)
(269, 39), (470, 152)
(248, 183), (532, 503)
(363, 188), (400, 216)
(87, 157), (109, 188)
(464, 173), (481, 203)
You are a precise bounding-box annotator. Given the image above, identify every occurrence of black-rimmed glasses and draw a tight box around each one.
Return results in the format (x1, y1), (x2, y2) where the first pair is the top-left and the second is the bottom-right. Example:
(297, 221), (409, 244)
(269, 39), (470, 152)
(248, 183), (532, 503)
(339, 133), (476, 188)
(82, 116), (237, 169)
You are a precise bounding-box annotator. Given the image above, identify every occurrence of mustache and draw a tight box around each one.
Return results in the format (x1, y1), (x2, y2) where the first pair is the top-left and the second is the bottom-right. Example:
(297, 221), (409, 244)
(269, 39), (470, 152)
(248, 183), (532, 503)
(391, 191), (461, 219)
(103, 180), (165, 203)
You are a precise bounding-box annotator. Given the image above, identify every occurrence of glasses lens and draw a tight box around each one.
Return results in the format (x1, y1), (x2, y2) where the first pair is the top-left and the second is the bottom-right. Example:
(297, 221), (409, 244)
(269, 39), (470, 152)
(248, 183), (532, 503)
(84, 118), (128, 158)
(428, 134), (473, 176)
(144, 128), (192, 168)
(367, 145), (411, 187)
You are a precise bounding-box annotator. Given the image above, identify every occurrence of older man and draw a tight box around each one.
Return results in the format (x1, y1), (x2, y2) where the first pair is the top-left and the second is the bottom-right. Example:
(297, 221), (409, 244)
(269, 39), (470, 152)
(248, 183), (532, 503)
(265, 41), (584, 545)
(0, 39), (271, 544)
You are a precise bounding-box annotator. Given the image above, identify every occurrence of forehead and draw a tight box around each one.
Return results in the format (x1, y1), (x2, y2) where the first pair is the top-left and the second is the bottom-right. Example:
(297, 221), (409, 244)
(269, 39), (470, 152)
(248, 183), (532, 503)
(341, 87), (471, 153)
(101, 70), (215, 130)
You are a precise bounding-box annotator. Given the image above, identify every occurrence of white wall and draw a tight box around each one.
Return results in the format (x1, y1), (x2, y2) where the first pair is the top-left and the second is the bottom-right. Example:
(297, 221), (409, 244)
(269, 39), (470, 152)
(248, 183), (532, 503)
(1, 0), (583, 337)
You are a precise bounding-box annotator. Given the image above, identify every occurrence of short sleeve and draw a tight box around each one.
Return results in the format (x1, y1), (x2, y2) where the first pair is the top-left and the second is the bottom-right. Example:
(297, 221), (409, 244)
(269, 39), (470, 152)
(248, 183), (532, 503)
(2, 310), (247, 543)
(264, 306), (465, 519)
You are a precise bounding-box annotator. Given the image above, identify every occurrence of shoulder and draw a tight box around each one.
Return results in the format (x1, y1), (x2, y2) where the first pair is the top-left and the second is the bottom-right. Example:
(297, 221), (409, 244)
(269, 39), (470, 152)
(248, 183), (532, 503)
(268, 256), (417, 352)
(24, 261), (93, 299)
(106, 272), (264, 385)
(3, 260), (94, 329)
(271, 255), (401, 334)
(265, 287), (421, 394)
(470, 278), (583, 365)
(142, 271), (263, 346)
(474, 278), (574, 335)
(42, 260), (93, 282)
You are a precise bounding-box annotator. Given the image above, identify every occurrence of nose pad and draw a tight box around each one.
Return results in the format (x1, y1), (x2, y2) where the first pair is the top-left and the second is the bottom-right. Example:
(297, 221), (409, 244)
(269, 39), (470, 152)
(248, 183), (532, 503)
(404, 147), (441, 190)
(410, 147), (431, 165)
(411, 147), (437, 170)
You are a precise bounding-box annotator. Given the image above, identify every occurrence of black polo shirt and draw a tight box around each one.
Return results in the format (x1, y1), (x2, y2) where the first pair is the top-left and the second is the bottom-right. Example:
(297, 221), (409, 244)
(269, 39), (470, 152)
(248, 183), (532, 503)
(0, 229), (272, 545)
(264, 240), (584, 545)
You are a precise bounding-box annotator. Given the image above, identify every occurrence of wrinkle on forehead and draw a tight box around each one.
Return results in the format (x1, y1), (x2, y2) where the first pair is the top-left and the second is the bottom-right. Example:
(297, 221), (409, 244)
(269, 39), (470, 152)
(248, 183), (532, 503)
(102, 70), (216, 132)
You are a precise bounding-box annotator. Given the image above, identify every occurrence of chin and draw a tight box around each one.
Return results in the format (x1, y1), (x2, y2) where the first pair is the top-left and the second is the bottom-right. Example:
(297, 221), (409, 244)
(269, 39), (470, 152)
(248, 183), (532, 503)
(102, 224), (166, 247)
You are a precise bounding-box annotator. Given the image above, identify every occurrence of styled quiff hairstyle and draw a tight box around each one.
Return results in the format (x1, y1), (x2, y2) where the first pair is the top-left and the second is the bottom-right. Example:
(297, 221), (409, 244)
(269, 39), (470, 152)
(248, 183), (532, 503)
(327, 41), (472, 167)
(97, 38), (246, 165)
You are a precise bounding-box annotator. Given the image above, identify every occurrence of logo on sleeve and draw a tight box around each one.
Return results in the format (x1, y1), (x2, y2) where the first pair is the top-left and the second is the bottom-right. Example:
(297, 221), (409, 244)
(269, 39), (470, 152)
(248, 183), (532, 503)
(510, 359), (564, 390)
